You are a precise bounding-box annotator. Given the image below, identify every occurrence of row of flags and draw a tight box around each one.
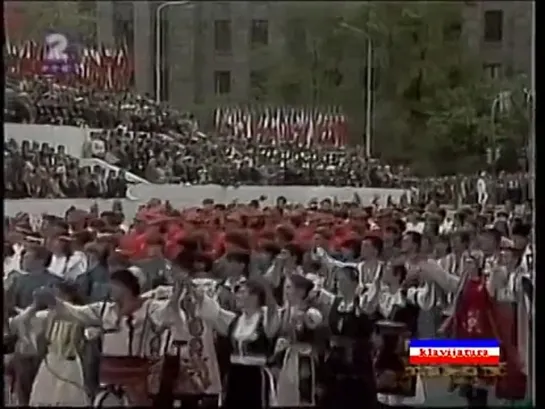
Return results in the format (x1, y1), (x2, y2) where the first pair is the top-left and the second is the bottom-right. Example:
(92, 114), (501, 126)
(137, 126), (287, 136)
(213, 106), (349, 147)
(4, 41), (134, 91)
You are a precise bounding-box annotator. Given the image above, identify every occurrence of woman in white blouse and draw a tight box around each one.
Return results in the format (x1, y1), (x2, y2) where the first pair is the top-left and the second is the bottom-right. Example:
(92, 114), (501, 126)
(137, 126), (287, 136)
(9, 281), (90, 406)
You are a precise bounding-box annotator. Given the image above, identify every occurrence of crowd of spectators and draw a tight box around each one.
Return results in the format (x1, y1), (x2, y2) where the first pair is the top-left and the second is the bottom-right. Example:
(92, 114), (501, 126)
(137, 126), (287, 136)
(83, 130), (532, 205)
(5, 76), (196, 133)
(5, 76), (531, 205)
(4, 139), (128, 199)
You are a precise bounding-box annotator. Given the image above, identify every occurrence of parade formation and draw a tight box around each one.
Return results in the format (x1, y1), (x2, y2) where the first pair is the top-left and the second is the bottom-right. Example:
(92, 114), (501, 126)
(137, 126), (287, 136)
(4, 2), (535, 407)
(3, 197), (533, 408)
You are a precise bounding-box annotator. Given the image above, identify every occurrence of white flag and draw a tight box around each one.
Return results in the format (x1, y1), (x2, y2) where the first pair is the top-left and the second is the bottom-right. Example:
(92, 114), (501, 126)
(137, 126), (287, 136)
(246, 112), (252, 140)
(215, 107), (222, 129)
(263, 107), (270, 130)
(306, 115), (314, 147)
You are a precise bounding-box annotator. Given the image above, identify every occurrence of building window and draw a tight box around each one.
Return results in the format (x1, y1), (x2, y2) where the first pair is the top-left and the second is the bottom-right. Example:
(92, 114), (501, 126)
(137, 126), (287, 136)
(214, 70), (231, 95)
(250, 70), (267, 100)
(250, 19), (269, 47)
(483, 63), (501, 80)
(483, 10), (503, 42)
(214, 20), (232, 53)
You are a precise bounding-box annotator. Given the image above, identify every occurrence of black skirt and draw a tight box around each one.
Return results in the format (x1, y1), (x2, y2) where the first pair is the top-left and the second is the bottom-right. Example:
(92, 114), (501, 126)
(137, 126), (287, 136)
(320, 343), (378, 409)
(224, 364), (270, 408)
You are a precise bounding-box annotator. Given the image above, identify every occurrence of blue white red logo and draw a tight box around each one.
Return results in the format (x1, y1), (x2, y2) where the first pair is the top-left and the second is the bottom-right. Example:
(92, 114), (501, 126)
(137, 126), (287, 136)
(409, 339), (500, 366)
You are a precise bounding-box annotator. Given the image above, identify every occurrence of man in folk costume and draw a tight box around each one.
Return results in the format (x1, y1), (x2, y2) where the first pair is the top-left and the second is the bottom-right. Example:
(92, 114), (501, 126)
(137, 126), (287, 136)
(396, 230), (442, 340)
(47, 232), (87, 280)
(32, 267), (185, 406)
(421, 250), (527, 407)
(143, 247), (222, 409)
(313, 233), (385, 291)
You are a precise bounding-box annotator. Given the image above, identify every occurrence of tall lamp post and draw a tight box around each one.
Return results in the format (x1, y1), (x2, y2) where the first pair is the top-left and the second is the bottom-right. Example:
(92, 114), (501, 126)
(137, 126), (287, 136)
(339, 23), (374, 158)
(155, 1), (192, 103)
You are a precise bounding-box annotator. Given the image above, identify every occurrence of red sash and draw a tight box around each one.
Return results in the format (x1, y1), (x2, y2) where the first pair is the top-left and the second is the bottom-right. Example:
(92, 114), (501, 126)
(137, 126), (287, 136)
(100, 356), (153, 405)
(441, 278), (526, 400)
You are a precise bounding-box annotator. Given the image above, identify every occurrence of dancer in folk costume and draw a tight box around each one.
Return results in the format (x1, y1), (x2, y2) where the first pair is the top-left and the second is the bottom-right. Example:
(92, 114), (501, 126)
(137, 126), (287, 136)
(214, 248), (252, 386)
(33, 268), (184, 406)
(7, 241), (63, 406)
(273, 274), (323, 407)
(310, 265), (379, 409)
(73, 242), (111, 400)
(365, 261), (435, 407)
(47, 234), (87, 280)
(10, 281), (90, 406)
(314, 234), (385, 286)
(194, 275), (279, 408)
(423, 250), (528, 407)
(143, 252), (222, 409)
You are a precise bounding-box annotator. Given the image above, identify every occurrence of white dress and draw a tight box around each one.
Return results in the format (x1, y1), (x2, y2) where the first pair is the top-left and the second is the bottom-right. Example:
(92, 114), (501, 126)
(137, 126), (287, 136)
(10, 307), (89, 407)
(53, 298), (184, 406)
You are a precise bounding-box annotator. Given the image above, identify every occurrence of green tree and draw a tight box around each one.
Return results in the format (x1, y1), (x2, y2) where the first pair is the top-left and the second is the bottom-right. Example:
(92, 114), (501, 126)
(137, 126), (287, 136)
(263, 2), (529, 175)
(266, 4), (358, 104)
(347, 2), (530, 174)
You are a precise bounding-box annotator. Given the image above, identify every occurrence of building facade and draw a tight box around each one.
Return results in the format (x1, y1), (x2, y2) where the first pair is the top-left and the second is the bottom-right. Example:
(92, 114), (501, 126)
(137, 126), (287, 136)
(95, 1), (533, 110)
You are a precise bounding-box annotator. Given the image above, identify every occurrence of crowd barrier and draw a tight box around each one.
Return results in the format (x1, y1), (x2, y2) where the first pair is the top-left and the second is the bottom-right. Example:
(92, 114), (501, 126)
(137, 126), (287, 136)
(5, 185), (409, 218)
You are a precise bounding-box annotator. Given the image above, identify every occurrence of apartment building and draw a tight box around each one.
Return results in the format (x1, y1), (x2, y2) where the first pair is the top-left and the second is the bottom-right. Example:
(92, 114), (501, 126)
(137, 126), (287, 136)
(95, 1), (533, 109)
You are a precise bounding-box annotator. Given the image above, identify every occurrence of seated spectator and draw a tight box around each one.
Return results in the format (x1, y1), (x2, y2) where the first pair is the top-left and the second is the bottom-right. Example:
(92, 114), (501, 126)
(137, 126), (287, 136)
(5, 76), (529, 204)
(4, 139), (128, 199)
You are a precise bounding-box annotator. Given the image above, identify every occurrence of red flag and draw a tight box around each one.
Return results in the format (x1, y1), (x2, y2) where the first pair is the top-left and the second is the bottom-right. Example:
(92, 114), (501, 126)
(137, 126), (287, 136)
(441, 276), (526, 400)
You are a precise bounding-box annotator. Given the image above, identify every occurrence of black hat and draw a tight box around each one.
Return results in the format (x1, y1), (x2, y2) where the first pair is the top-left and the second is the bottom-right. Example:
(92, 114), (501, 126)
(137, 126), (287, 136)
(111, 269), (141, 296)
(340, 266), (359, 282)
(288, 274), (314, 298)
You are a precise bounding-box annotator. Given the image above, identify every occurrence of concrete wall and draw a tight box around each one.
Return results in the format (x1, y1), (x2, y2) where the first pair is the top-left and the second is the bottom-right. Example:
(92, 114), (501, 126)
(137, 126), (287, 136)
(4, 123), (90, 157)
(5, 185), (409, 218)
